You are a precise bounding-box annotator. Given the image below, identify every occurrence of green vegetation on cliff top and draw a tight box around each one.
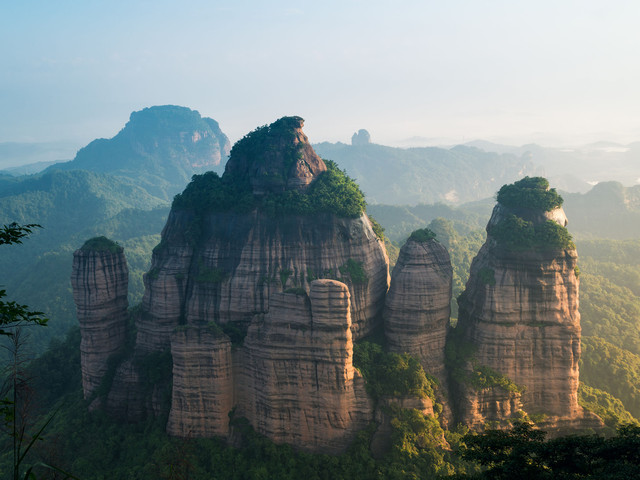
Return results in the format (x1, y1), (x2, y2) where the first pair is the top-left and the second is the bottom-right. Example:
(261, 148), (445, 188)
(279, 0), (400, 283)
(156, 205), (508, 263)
(172, 159), (366, 218)
(409, 227), (437, 243)
(80, 236), (123, 253)
(488, 215), (575, 251)
(496, 176), (563, 211)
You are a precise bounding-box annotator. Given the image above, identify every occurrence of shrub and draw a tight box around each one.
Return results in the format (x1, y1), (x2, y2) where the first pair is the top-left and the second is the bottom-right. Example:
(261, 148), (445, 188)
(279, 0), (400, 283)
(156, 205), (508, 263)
(339, 259), (368, 285)
(353, 341), (437, 402)
(409, 228), (437, 243)
(496, 176), (563, 211)
(478, 267), (496, 286)
(172, 160), (366, 219)
(489, 215), (575, 251)
(80, 236), (123, 253)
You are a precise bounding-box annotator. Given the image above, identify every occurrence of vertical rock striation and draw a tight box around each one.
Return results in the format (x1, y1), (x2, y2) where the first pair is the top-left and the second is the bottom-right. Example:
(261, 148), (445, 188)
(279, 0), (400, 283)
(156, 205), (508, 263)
(453, 178), (602, 429)
(167, 326), (234, 437)
(384, 233), (452, 382)
(71, 237), (129, 400)
(238, 280), (373, 453)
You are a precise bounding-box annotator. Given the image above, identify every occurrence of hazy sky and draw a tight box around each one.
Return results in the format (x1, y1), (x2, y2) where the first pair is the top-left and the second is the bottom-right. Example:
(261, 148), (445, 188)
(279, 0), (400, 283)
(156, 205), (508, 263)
(2, 0), (640, 150)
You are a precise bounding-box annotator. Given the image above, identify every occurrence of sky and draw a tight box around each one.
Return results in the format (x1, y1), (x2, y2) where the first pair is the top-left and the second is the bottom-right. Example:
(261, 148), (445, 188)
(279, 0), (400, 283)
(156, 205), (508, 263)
(2, 0), (640, 156)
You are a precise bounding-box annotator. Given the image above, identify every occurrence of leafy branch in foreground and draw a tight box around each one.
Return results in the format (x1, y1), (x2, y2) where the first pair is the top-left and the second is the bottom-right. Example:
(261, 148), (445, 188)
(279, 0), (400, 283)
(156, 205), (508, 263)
(0, 224), (48, 337)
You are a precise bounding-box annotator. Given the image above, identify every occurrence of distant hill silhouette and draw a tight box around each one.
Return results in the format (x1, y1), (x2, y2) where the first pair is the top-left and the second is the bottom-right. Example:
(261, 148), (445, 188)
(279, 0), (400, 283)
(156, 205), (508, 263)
(47, 105), (231, 199)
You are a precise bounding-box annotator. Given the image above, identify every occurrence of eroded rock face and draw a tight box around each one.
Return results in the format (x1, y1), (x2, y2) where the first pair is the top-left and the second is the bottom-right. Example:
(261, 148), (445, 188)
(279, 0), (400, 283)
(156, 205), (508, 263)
(237, 280), (373, 453)
(453, 203), (601, 429)
(167, 326), (234, 437)
(136, 210), (389, 355)
(384, 238), (452, 382)
(71, 243), (129, 399)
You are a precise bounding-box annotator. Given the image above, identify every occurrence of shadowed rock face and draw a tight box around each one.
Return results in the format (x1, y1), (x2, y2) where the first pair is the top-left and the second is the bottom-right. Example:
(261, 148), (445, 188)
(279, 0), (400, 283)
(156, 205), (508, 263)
(135, 210), (389, 354)
(238, 280), (373, 453)
(384, 238), (452, 383)
(71, 242), (129, 400)
(454, 203), (602, 429)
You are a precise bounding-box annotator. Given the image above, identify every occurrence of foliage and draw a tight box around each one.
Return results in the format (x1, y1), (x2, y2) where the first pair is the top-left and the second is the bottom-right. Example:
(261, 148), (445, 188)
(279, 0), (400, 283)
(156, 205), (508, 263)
(339, 259), (368, 285)
(409, 227), (437, 243)
(488, 215), (575, 251)
(79, 235), (123, 253)
(468, 365), (522, 393)
(477, 267), (495, 286)
(173, 159), (367, 219)
(0, 224), (48, 337)
(353, 342), (436, 402)
(456, 422), (640, 479)
(496, 176), (563, 211)
(195, 264), (228, 284)
(368, 215), (385, 241)
(578, 383), (638, 428)
(580, 336), (640, 419)
(0, 223), (78, 479)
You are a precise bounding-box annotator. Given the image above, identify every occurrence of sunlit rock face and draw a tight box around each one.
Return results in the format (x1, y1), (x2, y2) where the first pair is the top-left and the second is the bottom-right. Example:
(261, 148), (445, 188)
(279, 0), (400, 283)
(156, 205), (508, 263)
(384, 237), (452, 383)
(237, 280), (373, 453)
(167, 326), (234, 438)
(453, 199), (602, 430)
(71, 239), (129, 400)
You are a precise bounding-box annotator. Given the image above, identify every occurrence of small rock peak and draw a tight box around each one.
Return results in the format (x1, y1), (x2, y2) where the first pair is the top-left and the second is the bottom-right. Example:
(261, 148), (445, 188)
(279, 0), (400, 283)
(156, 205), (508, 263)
(224, 116), (327, 195)
(351, 129), (371, 146)
(72, 236), (129, 400)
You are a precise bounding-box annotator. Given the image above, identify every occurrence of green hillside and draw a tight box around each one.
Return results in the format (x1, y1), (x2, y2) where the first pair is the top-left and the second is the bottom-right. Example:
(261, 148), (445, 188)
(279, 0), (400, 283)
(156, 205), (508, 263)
(314, 142), (539, 205)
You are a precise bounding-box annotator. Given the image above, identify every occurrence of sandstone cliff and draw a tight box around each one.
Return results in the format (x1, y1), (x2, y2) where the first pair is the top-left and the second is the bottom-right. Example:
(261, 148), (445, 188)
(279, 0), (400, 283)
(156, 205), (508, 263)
(384, 232), (452, 383)
(238, 280), (373, 453)
(71, 237), (129, 400)
(452, 178), (602, 430)
(135, 116), (388, 355)
(167, 325), (234, 437)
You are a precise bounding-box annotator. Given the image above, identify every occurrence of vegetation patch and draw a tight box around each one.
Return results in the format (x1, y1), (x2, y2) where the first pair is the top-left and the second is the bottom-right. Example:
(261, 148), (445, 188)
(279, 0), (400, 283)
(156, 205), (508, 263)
(80, 236), (123, 253)
(339, 258), (368, 285)
(469, 365), (523, 393)
(578, 383), (638, 428)
(409, 227), (437, 243)
(172, 159), (366, 219)
(496, 176), (564, 211)
(368, 215), (385, 241)
(195, 264), (228, 284)
(478, 267), (496, 286)
(279, 268), (292, 287)
(353, 341), (437, 402)
(488, 215), (575, 251)
(136, 349), (173, 385)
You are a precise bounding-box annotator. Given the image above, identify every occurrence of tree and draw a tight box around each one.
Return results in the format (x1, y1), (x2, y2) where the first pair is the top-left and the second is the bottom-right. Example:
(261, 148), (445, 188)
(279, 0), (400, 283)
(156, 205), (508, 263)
(0, 223), (48, 337)
(0, 222), (77, 479)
